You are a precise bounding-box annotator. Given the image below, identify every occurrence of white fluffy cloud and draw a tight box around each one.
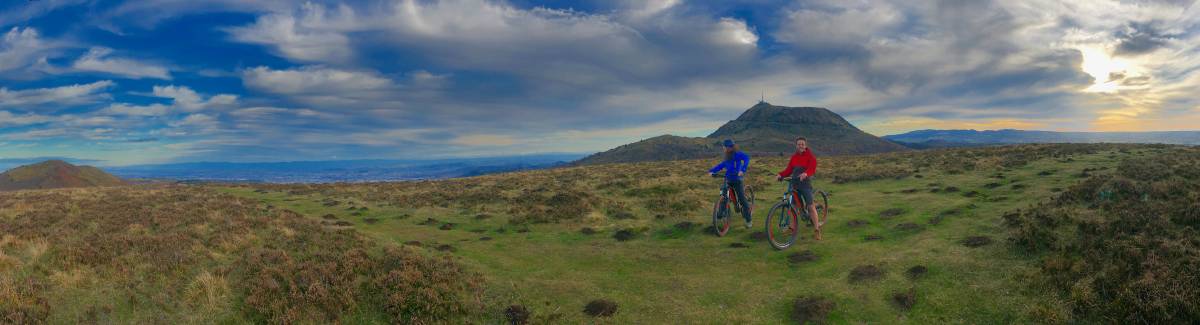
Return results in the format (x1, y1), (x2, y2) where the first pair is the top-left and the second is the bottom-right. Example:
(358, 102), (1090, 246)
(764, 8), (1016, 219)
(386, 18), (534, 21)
(0, 81), (114, 110)
(0, 27), (59, 76)
(71, 47), (171, 79)
(0, 110), (53, 127)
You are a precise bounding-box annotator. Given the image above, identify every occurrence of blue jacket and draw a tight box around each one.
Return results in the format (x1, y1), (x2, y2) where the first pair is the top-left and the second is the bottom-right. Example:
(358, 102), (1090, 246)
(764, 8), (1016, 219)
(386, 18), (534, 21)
(709, 151), (750, 181)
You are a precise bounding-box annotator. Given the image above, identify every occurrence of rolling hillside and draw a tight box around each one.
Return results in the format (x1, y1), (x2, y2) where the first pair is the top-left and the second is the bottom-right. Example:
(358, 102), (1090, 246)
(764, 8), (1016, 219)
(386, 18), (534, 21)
(0, 160), (125, 191)
(576, 102), (908, 165)
(3, 144), (1196, 323)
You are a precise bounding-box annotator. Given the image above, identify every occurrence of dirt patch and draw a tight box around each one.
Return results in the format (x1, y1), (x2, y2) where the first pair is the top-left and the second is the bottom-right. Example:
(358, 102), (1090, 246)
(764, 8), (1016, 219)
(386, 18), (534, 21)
(321, 214), (338, 220)
(322, 200), (340, 207)
(900, 188), (920, 194)
(963, 191), (981, 198)
(609, 210), (636, 220)
(943, 186), (961, 193)
(791, 296), (835, 324)
(929, 188), (941, 193)
(892, 288), (916, 310)
(747, 231), (768, 240)
(906, 265), (928, 279)
(516, 228), (530, 233)
(673, 221), (697, 231)
(333, 221), (353, 227)
(364, 218), (380, 224)
(613, 229), (637, 241)
(961, 236), (993, 247)
(984, 182), (1002, 189)
(583, 299), (618, 317)
(1038, 170), (1055, 176)
(439, 223), (456, 230)
(474, 213), (492, 220)
(479, 237), (493, 241)
(846, 219), (869, 228)
(927, 215), (944, 225)
(580, 227), (596, 235)
(505, 305), (530, 325)
(788, 250), (818, 264)
(865, 234), (883, 241)
(849, 265), (884, 283)
(436, 244), (456, 252)
(419, 218), (439, 226)
(1011, 184), (1027, 190)
(403, 241), (422, 247)
(895, 223), (922, 231)
(729, 242), (750, 248)
(879, 208), (905, 219)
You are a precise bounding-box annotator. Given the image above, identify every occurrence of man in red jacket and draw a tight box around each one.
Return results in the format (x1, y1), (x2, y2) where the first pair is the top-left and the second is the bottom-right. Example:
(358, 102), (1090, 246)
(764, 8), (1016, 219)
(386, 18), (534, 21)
(776, 137), (822, 240)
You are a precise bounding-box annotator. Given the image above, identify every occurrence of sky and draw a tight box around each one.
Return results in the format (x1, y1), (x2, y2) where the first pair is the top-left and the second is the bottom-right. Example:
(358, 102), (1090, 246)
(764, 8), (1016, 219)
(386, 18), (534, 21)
(0, 0), (1198, 165)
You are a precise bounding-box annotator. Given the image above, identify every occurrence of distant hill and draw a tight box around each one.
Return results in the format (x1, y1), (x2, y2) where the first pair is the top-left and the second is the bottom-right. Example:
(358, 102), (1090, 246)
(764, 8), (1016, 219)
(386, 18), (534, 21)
(0, 160), (125, 191)
(575, 102), (908, 165)
(107, 153), (584, 183)
(885, 129), (1200, 148)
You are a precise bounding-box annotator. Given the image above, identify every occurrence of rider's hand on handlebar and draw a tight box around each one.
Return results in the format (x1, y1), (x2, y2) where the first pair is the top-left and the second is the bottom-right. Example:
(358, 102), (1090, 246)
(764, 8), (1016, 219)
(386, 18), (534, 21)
(775, 175), (784, 182)
(737, 171), (744, 177)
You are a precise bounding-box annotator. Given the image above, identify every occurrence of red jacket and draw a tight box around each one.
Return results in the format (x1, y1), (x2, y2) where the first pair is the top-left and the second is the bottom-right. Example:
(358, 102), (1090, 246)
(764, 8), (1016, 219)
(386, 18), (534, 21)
(778, 149), (817, 178)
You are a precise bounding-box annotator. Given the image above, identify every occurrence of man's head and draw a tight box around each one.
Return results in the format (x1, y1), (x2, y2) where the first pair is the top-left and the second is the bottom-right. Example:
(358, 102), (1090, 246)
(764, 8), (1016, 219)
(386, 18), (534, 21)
(723, 139), (736, 154)
(795, 137), (808, 153)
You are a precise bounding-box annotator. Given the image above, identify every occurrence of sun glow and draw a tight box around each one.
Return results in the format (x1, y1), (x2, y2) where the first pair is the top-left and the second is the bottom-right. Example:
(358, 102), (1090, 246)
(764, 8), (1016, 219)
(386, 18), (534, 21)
(1079, 46), (1135, 93)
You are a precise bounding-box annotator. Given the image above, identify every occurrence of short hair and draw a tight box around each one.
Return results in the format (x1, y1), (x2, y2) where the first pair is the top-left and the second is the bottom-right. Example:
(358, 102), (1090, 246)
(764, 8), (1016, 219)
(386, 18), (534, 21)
(795, 137), (807, 142)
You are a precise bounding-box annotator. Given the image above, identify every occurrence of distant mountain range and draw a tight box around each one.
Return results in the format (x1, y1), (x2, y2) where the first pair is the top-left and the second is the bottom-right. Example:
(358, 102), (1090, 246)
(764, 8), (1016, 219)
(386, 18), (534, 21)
(106, 153), (584, 183)
(0, 160), (125, 191)
(884, 129), (1200, 148)
(575, 102), (908, 165)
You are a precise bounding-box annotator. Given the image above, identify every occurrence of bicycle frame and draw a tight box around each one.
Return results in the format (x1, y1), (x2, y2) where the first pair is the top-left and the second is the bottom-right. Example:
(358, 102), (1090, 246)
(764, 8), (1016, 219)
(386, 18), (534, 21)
(780, 179), (813, 228)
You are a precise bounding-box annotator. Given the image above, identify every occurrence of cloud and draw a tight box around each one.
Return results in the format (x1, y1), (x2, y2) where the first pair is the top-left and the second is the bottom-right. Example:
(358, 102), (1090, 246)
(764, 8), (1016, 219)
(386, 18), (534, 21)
(224, 3), (354, 63)
(71, 47), (172, 79)
(0, 111), (52, 127)
(151, 85), (237, 111)
(0, 81), (114, 110)
(1113, 21), (1175, 56)
(0, 27), (60, 77)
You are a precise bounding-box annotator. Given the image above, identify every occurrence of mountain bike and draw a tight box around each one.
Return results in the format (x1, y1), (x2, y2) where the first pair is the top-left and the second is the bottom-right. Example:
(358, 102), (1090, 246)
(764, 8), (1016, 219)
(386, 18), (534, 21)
(711, 174), (755, 237)
(765, 176), (829, 249)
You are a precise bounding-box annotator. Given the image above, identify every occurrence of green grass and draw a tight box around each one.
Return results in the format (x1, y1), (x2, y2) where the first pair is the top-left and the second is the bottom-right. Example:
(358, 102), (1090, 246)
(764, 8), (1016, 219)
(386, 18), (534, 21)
(218, 146), (1140, 323)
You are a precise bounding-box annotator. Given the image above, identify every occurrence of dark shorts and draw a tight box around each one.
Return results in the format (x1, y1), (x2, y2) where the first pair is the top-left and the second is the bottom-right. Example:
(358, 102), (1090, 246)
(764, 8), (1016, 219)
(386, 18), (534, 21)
(790, 180), (815, 207)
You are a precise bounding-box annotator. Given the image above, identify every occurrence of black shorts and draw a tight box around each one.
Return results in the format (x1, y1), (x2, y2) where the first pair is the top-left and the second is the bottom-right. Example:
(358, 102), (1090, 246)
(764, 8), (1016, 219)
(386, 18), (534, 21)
(790, 180), (815, 207)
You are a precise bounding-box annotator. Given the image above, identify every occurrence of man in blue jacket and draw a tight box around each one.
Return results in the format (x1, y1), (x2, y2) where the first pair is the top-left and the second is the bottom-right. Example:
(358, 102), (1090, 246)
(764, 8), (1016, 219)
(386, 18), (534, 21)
(709, 139), (753, 228)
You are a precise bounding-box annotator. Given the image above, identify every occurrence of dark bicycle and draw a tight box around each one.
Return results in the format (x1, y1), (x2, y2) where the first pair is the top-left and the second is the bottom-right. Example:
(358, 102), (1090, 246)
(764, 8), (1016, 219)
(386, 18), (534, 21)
(711, 174), (755, 237)
(764, 175), (829, 249)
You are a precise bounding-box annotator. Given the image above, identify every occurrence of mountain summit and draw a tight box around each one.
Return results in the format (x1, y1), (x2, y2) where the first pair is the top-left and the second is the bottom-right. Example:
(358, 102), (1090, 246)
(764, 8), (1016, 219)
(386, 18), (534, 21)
(0, 160), (125, 191)
(575, 102), (908, 165)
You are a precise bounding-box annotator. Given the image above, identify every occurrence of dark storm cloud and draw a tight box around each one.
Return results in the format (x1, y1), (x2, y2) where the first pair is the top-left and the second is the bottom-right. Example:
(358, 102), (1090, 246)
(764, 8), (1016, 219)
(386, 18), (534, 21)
(1114, 21), (1175, 56)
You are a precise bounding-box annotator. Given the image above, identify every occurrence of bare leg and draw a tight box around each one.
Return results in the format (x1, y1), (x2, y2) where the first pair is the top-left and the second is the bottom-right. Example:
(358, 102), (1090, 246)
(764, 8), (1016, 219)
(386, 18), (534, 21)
(809, 205), (821, 240)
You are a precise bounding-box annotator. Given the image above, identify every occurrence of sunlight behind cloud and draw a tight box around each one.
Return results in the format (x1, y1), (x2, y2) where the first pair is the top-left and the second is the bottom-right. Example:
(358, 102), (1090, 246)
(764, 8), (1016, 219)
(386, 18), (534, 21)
(1079, 46), (1136, 93)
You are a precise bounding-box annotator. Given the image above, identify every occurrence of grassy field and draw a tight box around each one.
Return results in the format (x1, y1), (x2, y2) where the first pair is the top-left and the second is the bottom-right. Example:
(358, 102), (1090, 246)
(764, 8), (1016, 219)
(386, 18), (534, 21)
(220, 144), (1163, 324)
(3, 143), (1192, 324)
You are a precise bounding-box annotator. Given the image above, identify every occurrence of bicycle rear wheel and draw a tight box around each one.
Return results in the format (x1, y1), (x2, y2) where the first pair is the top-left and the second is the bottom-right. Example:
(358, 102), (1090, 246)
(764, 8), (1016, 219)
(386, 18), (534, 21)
(712, 197), (731, 237)
(765, 202), (799, 250)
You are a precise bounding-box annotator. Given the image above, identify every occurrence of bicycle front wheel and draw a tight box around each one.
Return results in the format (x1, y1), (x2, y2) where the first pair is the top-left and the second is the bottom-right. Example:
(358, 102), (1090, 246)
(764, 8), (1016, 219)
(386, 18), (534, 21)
(765, 202), (799, 250)
(712, 197), (731, 237)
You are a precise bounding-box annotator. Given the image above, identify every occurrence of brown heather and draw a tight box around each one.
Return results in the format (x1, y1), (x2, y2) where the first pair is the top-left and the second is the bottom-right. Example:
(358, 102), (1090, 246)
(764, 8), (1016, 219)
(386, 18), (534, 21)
(0, 187), (482, 323)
